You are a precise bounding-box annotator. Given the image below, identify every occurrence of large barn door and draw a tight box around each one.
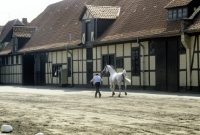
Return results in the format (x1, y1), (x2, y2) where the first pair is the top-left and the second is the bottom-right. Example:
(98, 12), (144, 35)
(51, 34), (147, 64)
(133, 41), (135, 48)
(156, 41), (167, 91)
(167, 40), (179, 92)
(87, 62), (93, 84)
(23, 55), (34, 85)
(39, 54), (46, 85)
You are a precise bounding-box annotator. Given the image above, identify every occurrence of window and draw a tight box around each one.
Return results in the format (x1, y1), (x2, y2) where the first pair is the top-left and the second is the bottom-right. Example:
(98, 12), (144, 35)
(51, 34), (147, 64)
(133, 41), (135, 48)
(13, 37), (18, 52)
(183, 8), (188, 18)
(85, 22), (91, 43)
(178, 9), (182, 18)
(116, 57), (123, 68)
(102, 54), (115, 69)
(172, 9), (177, 19)
(131, 48), (140, 76)
(168, 7), (188, 21)
(168, 10), (172, 19)
(68, 58), (71, 77)
(149, 41), (155, 55)
(52, 65), (62, 77)
(87, 48), (92, 60)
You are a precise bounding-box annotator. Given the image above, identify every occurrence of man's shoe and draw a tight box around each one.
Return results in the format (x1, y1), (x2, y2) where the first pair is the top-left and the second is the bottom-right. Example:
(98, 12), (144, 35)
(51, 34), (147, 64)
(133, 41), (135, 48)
(99, 94), (101, 98)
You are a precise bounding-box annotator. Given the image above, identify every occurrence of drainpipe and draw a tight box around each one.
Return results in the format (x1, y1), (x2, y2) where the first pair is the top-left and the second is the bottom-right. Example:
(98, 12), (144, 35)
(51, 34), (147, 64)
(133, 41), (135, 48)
(66, 34), (73, 87)
(137, 38), (145, 88)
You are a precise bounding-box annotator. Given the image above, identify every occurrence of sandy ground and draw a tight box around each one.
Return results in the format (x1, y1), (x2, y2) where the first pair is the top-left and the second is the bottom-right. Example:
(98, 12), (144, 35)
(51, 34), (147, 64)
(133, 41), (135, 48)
(0, 86), (200, 135)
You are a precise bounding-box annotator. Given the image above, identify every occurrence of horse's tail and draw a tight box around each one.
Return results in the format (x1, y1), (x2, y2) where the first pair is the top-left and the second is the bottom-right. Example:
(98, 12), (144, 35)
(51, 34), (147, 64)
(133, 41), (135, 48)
(122, 69), (131, 84)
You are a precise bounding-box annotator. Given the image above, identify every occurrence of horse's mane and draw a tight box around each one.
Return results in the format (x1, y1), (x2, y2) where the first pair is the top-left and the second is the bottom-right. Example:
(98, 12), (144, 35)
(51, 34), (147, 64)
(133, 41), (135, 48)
(109, 65), (115, 70)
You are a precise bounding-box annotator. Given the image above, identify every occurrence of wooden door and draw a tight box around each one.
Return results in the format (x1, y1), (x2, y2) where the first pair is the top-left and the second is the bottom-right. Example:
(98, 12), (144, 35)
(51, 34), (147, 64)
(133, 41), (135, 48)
(87, 62), (93, 84)
(167, 40), (179, 92)
(23, 55), (34, 85)
(156, 41), (167, 91)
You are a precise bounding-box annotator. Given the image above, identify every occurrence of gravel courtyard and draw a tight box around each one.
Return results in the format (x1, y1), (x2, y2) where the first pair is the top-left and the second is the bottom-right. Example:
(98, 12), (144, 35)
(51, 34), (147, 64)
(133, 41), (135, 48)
(0, 86), (200, 135)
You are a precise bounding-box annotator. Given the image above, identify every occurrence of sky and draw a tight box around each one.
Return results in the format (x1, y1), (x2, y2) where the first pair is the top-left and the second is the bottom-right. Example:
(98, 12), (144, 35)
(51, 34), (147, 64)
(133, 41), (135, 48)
(0, 0), (62, 25)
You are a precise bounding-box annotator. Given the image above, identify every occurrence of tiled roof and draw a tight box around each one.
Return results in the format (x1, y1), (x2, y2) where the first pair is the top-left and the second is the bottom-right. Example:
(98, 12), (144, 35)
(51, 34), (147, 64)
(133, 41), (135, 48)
(19, 0), (182, 52)
(0, 39), (12, 55)
(13, 26), (37, 38)
(86, 5), (120, 19)
(0, 26), (4, 35)
(187, 14), (200, 32)
(0, 19), (24, 42)
(164, 0), (192, 9)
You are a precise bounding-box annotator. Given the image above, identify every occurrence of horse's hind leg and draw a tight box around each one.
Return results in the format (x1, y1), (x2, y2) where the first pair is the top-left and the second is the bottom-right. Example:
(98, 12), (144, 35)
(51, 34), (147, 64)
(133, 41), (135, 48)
(118, 84), (121, 97)
(125, 85), (127, 96)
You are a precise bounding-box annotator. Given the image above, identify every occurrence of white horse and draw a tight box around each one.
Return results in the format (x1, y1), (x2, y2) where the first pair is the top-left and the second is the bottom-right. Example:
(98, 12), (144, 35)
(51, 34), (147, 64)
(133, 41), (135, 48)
(102, 65), (131, 97)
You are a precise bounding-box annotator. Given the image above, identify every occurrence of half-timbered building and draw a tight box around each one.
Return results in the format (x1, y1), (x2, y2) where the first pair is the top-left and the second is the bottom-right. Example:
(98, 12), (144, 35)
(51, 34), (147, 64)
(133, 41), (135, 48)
(0, 0), (200, 92)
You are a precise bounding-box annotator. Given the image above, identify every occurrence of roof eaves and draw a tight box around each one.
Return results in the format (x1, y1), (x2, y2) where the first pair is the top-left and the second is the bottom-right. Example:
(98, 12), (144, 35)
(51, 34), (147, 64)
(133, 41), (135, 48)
(92, 31), (181, 45)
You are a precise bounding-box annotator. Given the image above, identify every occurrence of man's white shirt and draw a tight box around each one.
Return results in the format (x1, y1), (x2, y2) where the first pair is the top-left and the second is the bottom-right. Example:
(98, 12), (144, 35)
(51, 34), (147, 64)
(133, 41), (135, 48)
(91, 76), (102, 84)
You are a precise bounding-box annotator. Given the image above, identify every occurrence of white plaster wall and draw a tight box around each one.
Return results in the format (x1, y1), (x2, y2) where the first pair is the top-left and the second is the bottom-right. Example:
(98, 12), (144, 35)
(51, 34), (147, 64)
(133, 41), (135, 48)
(150, 56), (155, 70)
(191, 71), (198, 86)
(124, 58), (131, 71)
(124, 43), (131, 56)
(57, 51), (62, 63)
(180, 54), (186, 69)
(150, 72), (155, 86)
(116, 44), (123, 57)
(132, 76), (140, 86)
(97, 47), (101, 59)
(109, 45), (115, 54)
(179, 71), (187, 86)
(102, 46), (107, 54)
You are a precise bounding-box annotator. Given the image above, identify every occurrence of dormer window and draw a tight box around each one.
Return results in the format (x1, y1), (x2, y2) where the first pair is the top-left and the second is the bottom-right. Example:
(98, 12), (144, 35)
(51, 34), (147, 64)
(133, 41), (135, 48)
(80, 5), (121, 47)
(12, 26), (37, 53)
(168, 7), (188, 21)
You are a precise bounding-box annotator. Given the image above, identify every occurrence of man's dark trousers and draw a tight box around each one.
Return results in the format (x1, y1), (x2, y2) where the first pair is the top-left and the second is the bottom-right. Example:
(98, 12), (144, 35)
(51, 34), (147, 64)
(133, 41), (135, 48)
(95, 82), (101, 98)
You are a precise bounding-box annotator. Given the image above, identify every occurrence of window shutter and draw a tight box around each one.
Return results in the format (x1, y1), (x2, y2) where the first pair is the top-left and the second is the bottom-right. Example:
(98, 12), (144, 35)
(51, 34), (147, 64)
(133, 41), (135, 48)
(90, 19), (95, 41)
(82, 21), (86, 44)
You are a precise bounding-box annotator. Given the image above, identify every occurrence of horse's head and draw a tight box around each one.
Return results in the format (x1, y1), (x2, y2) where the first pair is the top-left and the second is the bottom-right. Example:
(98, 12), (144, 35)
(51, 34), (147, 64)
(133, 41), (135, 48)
(102, 65), (109, 76)
(102, 65), (115, 76)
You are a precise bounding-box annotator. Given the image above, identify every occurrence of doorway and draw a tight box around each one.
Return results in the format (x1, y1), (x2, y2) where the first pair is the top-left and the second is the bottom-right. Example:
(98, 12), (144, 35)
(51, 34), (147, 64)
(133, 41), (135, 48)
(155, 38), (179, 92)
(87, 62), (93, 84)
(23, 55), (34, 85)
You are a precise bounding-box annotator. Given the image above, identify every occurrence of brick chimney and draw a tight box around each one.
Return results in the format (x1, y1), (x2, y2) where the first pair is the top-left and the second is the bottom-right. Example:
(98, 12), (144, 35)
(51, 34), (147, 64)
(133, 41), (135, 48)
(22, 18), (28, 25)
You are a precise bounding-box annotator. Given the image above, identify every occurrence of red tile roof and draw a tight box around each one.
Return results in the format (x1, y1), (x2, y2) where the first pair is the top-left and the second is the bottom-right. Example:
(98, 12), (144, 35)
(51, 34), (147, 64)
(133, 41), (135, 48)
(19, 0), (183, 52)
(164, 0), (192, 9)
(187, 14), (200, 32)
(86, 5), (120, 19)
(0, 19), (24, 42)
(13, 26), (37, 38)
(0, 26), (4, 35)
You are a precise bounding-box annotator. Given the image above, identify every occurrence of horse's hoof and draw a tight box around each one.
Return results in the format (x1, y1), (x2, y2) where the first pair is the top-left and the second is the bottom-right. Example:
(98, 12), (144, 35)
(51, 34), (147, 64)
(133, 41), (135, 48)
(118, 95), (120, 97)
(125, 92), (127, 96)
(113, 92), (115, 95)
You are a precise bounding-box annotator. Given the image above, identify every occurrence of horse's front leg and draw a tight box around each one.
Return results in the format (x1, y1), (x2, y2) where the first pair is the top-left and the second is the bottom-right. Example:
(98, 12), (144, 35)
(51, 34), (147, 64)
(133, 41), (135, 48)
(112, 84), (115, 96)
(118, 84), (121, 97)
(110, 83), (115, 96)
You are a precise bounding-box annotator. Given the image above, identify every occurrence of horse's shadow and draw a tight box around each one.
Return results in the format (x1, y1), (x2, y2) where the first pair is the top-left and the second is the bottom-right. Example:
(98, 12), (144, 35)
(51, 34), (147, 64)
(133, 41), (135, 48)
(108, 95), (127, 98)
